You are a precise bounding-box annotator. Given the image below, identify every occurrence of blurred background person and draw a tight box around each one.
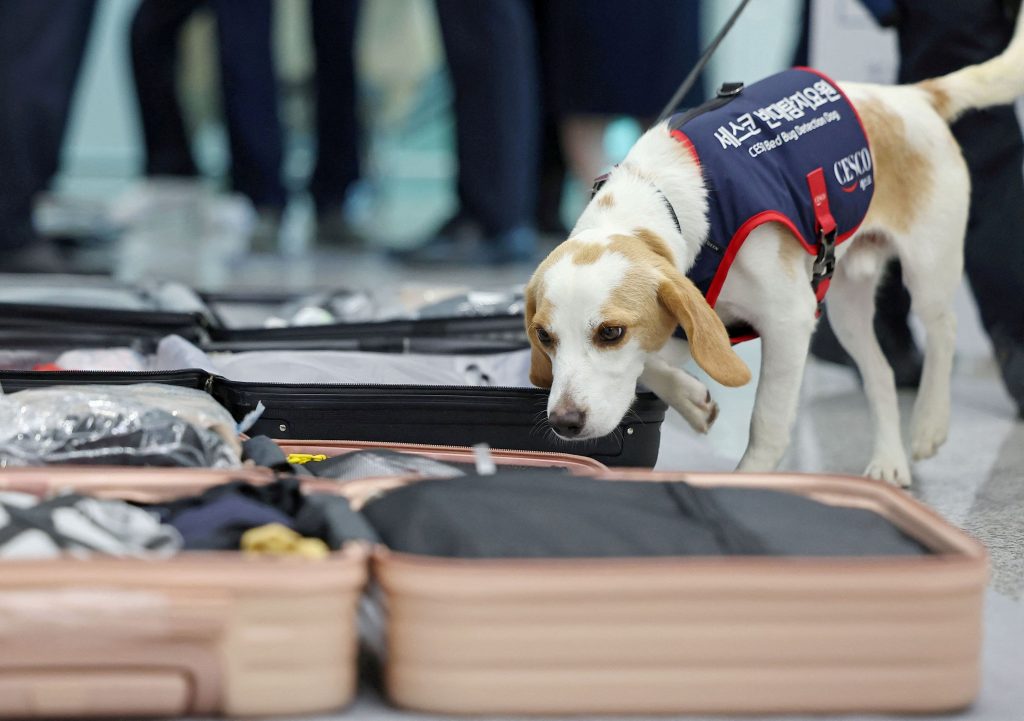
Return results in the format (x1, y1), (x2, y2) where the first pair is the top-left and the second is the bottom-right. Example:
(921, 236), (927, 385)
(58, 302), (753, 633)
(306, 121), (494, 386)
(130, 0), (287, 248)
(539, 0), (704, 192)
(0, 0), (97, 273)
(307, 0), (364, 248)
(396, 0), (541, 266)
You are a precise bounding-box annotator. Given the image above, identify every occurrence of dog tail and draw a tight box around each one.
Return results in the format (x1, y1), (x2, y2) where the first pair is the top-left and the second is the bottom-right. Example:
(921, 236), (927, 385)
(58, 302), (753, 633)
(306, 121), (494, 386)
(918, 8), (1024, 123)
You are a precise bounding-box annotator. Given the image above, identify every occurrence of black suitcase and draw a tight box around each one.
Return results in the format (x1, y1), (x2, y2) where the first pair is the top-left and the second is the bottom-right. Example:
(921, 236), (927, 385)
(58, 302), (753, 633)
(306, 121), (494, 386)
(0, 369), (667, 468)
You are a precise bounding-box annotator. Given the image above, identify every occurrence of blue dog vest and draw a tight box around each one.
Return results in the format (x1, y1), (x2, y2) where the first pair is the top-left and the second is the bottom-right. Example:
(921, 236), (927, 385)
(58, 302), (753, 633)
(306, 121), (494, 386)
(666, 68), (874, 342)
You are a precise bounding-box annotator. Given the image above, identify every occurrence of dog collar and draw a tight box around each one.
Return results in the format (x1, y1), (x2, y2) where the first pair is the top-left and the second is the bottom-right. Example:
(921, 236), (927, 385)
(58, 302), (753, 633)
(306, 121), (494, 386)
(591, 168), (683, 237)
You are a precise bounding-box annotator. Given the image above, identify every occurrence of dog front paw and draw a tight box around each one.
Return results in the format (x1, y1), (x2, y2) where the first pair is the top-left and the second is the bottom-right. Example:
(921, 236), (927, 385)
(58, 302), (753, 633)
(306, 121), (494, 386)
(865, 457), (913, 487)
(675, 390), (719, 434)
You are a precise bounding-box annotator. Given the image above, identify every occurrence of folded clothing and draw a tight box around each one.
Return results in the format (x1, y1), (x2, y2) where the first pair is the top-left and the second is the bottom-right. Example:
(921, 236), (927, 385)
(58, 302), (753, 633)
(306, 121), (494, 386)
(0, 384), (241, 468)
(361, 472), (931, 559)
(143, 478), (378, 551)
(0, 491), (181, 559)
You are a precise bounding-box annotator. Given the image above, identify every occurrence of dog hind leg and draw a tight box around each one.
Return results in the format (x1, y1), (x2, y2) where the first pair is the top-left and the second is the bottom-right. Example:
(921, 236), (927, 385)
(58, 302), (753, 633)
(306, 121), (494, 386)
(895, 226), (963, 462)
(827, 244), (912, 485)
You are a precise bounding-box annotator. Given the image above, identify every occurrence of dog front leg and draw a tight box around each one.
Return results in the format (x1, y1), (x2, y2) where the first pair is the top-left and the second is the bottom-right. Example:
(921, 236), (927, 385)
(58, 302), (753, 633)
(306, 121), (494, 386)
(736, 316), (815, 472)
(640, 354), (719, 433)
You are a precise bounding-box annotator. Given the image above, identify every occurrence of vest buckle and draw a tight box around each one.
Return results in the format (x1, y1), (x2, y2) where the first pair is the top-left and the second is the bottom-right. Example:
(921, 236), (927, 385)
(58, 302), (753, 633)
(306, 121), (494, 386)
(812, 228), (837, 287)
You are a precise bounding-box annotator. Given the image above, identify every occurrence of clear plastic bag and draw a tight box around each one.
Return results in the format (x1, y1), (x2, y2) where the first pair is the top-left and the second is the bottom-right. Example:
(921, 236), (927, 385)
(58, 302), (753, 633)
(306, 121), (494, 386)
(0, 384), (241, 468)
(304, 449), (464, 482)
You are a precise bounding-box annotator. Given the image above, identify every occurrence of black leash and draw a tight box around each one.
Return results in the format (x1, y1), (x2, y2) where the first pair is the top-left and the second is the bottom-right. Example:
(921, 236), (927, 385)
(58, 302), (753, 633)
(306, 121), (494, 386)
(592, 0), (754, 235)
(655, 0), (754, 124)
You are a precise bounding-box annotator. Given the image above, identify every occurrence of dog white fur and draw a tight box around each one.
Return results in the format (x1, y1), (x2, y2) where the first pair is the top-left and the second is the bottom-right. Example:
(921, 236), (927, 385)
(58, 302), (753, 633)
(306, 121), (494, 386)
(525, 12), (1024, 486)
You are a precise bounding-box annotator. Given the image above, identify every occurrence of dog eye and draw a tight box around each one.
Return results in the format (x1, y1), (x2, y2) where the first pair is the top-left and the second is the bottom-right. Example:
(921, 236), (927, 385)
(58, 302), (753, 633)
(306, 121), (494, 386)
(535, 327), (552, 345)
(598, 325), (625, 343)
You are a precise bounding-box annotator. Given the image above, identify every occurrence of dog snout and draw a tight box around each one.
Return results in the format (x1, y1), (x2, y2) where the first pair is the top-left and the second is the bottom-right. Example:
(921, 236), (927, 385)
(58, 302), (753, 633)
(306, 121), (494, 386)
(550, 403), (587, 438)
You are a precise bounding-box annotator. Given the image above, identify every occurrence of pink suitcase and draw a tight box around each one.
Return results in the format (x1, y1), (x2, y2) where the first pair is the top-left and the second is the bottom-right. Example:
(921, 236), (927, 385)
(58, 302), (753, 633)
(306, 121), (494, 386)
(0, 467), (367, 719)
(370, 470), (989, 716)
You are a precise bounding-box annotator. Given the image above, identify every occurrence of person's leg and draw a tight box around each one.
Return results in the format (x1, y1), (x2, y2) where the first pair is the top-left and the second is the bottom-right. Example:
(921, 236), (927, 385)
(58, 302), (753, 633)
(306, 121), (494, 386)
(896, 0), (1024, 412)
(210, 0), (286, 210)
(433, 0), (539, 241)
(535, 117), (568, 237)
(0, 0), (97, 270)
(130, 0), (202, 178)
(309, 0), (361, 215)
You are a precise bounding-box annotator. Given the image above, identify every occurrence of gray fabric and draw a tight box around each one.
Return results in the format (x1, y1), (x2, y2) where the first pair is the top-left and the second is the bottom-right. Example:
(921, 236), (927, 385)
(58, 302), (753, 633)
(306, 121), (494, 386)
(305, 494), (380, 546)
(361, 472), (929, 559)
(707, 486), (928, 556)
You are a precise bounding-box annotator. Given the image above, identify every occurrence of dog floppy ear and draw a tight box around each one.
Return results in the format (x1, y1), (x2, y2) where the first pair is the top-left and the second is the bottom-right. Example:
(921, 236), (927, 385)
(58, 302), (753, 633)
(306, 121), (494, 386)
(658, 267), (751, 387)
(529, 344), (553, 388)
(524, 280), (553, 388)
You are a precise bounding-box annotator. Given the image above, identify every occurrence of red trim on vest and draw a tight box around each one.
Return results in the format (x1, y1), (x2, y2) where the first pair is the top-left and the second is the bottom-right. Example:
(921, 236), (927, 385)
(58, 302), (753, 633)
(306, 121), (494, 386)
(704, 210), (806, 307)
(729, 332), (759, 346)
(670, 129), (701, 168)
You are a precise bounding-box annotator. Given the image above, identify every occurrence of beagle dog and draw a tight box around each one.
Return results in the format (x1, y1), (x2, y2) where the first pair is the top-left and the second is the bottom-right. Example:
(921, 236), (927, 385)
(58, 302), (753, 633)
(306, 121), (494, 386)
(525, 13), (1024, 486)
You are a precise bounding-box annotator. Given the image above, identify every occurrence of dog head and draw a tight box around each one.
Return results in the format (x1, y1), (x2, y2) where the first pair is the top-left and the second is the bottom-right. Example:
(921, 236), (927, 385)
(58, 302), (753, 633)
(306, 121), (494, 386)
(525, 228), (751, 440)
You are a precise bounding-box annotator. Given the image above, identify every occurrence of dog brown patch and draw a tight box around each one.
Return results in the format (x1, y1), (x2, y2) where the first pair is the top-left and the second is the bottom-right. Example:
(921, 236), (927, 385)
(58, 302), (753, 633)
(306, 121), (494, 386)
(603, 266), (670, 352)
(523, 277), (553, 388)
(657, 270), (751, 387)
(571, 242), (605, 265)
(631, 228), (676, 263)
(777, 236), (804, 280)
(857, 98), (934, 233)
(918, 80), (952, 120)
(596, 192), (614, 208)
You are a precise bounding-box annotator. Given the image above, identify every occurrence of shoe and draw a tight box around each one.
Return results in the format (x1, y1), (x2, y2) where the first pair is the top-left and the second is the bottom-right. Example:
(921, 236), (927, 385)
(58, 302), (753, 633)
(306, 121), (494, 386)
(315, 207), (366, 248)
(393, 217), (538, 267)
(249, 207), (283, 254)
(991, 327), (1024, 419)
(811, 309), (923, 389)
(5, 240), (78, 274)
(487, 225), (539, 265)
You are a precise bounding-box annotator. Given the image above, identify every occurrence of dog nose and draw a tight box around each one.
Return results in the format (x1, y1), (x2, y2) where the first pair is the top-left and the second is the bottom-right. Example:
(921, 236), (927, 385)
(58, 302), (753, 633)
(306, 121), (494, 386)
(550, 404), (587, 438)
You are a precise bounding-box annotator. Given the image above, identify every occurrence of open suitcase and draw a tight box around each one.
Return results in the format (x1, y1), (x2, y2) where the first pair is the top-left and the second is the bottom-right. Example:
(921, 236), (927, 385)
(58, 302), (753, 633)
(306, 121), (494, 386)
(0, 276), (529, 352)
(0, 277), (667, 467)
(0, 369), (666, 467)
(0, 467), (365, 719)
(0, 443), (610, 718)
(357, 470), (988, 716)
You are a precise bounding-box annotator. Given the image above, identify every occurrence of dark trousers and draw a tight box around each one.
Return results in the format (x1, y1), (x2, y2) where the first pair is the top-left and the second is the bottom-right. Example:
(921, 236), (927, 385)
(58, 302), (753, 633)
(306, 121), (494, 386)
(308, 0), (361, 214)
(130, 0), (286, 209)
(894, 0), (1024, 339)
(0, 0), (96, 251)
(434, 0), (540, 236)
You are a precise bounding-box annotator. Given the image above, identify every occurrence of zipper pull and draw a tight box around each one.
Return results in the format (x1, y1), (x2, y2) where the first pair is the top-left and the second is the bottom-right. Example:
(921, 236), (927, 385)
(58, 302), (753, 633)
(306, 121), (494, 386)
(473, 444), (497, 476)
